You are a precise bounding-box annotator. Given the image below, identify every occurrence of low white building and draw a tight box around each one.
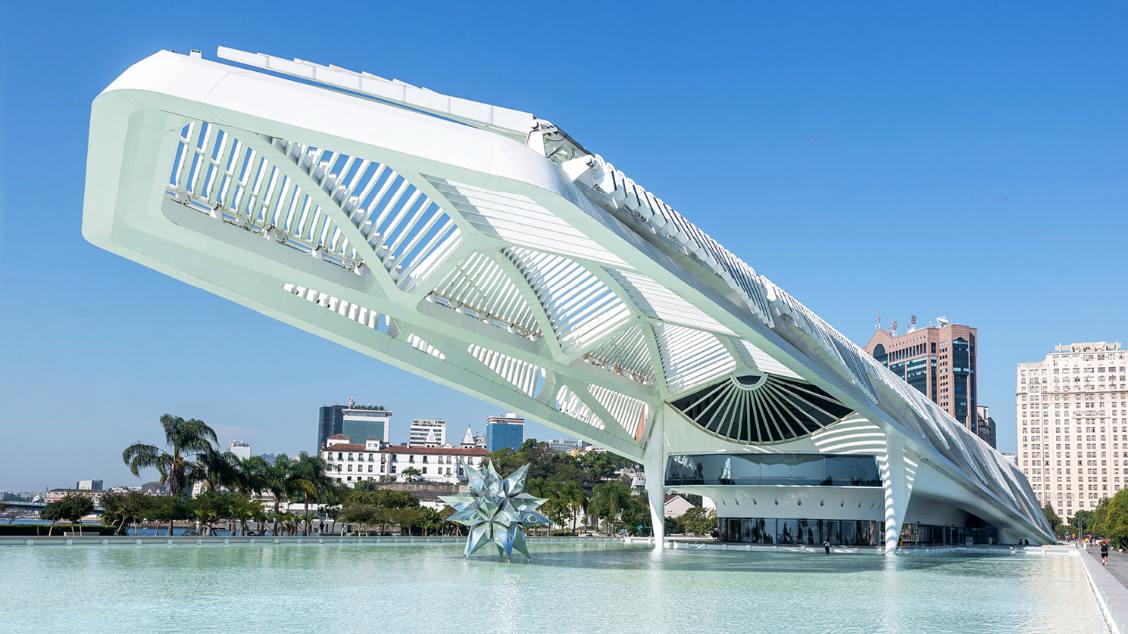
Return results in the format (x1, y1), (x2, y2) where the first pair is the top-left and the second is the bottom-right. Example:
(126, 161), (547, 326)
(663, 494), (695, 519)
(322, 435), (488, 486)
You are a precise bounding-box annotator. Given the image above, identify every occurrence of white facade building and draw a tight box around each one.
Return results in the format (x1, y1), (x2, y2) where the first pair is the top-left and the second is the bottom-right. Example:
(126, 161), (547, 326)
(409, 419), (447, 447)
(322, 435), (487, 486)
(1017, 341), (1128, 518)
(82, 47), (1054, 550)
(229, 441), (252, 460)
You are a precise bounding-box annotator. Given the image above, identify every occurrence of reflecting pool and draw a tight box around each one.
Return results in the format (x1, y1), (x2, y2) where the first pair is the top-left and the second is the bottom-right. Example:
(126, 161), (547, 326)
(0, 543), (1105, 632)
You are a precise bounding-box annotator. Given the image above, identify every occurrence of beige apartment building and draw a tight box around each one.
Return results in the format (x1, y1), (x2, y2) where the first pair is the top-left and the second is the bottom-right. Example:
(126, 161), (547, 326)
(1017, 342), (1128, 518)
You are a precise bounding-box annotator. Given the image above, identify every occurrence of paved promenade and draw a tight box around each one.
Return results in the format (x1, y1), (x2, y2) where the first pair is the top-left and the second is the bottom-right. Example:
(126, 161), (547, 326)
(1080, 544), (1128, 633)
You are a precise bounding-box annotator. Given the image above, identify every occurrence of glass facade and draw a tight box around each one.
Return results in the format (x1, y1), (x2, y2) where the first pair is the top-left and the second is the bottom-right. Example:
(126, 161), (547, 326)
(719, 518), (881, 546)
(665, 454), (881, 487)
(486, 422), (523, 452)
(906, 357), (928, 394)
(952, 337), (973, 426)
(341, 419), (386, 445)
(318, 405), (344, 451)
(900, 523), (999, 546)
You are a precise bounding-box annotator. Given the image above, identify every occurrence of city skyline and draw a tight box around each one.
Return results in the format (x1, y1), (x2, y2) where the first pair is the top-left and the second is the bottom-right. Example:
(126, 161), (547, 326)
(3, 3), (1126, 492)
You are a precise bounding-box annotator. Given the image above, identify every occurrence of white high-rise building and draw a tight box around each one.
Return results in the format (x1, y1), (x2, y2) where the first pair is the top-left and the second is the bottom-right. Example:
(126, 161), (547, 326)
(409, 419), (446, 447)
(1017, 341), (1128, 518)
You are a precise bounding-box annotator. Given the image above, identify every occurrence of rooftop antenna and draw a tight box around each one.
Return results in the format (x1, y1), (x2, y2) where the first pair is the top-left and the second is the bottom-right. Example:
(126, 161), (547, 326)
(876, 312), (882, 331)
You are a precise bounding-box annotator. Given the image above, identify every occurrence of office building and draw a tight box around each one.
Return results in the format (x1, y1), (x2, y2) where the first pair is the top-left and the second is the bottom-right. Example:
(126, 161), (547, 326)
(864, 317), (980, 432)
(409, 419), (447, 447)
(76, 479), (103, 491)
(318, 398), (391, 450)
(1017, 342), (1128, 517)
(322, 435), (488, 485)
(975, 406), (997, 449)
(229, 441), (251, 460)
(485, 414), (524, 452)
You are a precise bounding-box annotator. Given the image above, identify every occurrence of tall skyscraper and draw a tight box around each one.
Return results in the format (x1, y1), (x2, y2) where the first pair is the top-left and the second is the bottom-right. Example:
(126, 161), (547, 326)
(485, 413), (524, 452)
(317, 398), (391, 449)
(1017, 342), (1128, 518)
(409, 419), (446, 447)
(864, 317), (985, 437)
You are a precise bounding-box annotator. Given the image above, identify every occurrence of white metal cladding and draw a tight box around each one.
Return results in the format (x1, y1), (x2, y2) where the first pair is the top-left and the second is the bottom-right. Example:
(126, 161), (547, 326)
(611, 270), (735, 336)
(555, 385), (605, 431)
(582, 324), (655, 385)
(428, 251), (541, 339)
(83, 48), (1052, 542)
(507, 248), (632, 354)
(653, 322), (736, 395)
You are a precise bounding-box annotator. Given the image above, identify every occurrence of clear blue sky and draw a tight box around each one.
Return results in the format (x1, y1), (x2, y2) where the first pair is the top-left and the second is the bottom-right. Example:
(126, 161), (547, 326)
(1, 2), (1125, 491)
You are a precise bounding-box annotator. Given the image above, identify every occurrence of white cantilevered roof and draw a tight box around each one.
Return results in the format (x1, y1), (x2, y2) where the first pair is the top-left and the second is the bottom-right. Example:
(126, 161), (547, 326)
(81, 47), (1051, 538)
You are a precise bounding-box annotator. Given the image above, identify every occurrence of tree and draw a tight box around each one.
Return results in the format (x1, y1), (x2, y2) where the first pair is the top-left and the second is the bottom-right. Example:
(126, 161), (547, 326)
(1042, 503), (1065, 539)
(400, 467), (422, 482)
(589, 480), (633, 535)
(188, 448), (242, 494)
(40, 494), (94, 536)
(144, 495), (193, 534)
(122, 415), (218, 504)
(559, 480), (588, 532)
(100, 491), (151, 535)
(1071, 510), (1095, 538)
(260, 454), (293, 536)
(1099, 490), (1128, 549)
(289, 452), (333, 535)
(620, 494), (652, 536)
(680, 507), (716, 536)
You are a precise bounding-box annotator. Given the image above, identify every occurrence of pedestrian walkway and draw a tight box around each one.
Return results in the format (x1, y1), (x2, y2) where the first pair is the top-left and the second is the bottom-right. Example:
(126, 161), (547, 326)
(1080, 545), (1128, 633)
(1089, 546), (1128, 589)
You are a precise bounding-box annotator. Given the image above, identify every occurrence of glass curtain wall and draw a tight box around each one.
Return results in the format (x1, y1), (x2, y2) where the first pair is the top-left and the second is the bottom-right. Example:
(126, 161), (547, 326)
(719, 518), (882, 546)
(666, 454), (881, 487)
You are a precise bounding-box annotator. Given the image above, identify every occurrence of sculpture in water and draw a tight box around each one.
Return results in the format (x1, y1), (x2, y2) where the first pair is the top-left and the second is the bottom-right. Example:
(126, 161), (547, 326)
(440, 462), (549, 559)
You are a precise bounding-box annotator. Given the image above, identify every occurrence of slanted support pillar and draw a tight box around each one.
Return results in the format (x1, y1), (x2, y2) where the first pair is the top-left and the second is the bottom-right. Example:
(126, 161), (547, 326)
(882, 435), (911, 555)
(642, 413), (666, 550)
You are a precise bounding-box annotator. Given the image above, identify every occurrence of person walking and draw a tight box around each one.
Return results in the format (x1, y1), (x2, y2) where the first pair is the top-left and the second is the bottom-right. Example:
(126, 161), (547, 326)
(823, 538), (831, 554)
(1101, 540), (1110, 566)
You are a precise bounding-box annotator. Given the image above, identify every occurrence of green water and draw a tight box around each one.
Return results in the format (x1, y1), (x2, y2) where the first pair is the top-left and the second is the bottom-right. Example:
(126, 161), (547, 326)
(0, 543), (1104, 632)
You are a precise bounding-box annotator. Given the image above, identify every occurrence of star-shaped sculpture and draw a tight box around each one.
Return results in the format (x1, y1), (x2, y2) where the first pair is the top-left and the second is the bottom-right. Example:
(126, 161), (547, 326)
(440, 461), (549, 559)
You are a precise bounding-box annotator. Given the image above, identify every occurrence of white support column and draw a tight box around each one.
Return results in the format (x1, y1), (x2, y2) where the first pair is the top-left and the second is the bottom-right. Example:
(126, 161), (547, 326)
(642, 412), (666, 550)
(882, 435), (911, 554)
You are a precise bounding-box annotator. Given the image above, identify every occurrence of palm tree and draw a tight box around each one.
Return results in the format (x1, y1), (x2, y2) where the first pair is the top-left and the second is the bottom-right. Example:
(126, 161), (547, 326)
(262, 454), (292, 536)
(122, 415), (218, 497)
(559, 480), (588, 533)
(236, 455), (271, 534)
(122, 415), (217, 535)
(289, 452), (332, 535)
(589, 480), (632, 535)
(187, 448), (242, 494)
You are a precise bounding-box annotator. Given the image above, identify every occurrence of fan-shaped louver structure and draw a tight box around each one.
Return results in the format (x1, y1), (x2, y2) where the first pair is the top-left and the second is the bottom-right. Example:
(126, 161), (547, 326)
(672, 374), (854, 443)
(83, 47), (1053, 553)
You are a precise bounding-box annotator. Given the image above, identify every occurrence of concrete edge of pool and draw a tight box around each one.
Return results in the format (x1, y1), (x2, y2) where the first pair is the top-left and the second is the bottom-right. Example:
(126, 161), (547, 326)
(1078, 549), (1128, 634)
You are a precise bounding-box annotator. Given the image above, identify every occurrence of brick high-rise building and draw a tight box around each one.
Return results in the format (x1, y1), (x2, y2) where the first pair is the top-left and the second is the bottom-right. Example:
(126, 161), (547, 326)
(864, 317), (983, 437)
(1017, 342), (1128, 518)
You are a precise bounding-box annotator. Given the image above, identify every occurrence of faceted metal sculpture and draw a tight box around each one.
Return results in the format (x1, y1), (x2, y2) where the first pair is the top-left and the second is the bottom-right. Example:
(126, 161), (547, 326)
(440, 461), (549, 559)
